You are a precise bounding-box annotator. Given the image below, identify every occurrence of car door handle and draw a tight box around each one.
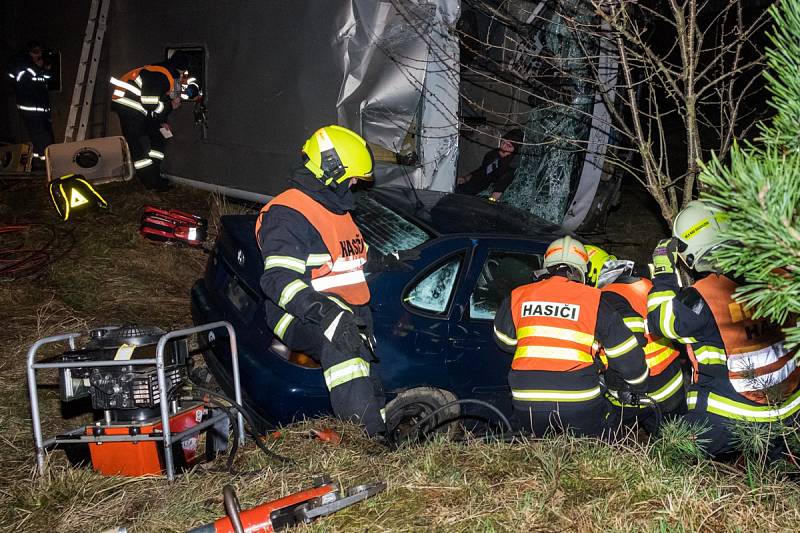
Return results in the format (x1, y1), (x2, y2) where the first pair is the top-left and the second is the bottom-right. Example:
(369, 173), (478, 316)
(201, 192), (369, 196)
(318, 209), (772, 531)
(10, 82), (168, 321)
(450, 338), (486, 349)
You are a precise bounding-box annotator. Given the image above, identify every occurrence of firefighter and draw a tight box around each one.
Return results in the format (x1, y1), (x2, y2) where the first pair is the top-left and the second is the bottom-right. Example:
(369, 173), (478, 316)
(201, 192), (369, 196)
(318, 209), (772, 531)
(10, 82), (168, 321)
(586, 245), (686, 435)
(255, 125), (386, 438)
(647, 200), (800, 458)
(493, 236), (649, 437)
(7, 41), (54, 163)
(109, 52), (193, 191)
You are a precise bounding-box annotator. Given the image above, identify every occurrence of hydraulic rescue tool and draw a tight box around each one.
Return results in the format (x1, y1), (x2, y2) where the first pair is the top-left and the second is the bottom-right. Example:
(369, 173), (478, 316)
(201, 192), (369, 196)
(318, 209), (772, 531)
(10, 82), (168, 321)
(140, 205), (208, 246)
(188, 476), (386, 533)
(27, 322), (246, 480)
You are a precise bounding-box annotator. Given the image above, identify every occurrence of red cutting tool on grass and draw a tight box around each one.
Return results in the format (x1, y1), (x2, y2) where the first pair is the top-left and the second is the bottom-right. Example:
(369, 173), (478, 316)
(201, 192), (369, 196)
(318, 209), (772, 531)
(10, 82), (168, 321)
(188, 476), (385, 533)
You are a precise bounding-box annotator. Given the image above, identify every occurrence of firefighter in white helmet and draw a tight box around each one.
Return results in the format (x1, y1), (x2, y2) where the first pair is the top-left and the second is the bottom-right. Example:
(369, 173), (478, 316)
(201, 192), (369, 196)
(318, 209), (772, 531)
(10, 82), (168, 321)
(492, 236), (648, 436)
(647, 200), (800, 458)
(255, 125), (387, 438)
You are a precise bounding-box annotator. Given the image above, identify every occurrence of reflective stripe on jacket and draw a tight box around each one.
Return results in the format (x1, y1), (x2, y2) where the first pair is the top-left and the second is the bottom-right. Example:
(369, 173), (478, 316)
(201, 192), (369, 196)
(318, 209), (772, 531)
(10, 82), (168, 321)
(603, 278), (680, 375)
(510, 277), (600, 372)
(256, 189), (369, 305)
(110, 65), (175, 115)
(692, 274), (800, 405)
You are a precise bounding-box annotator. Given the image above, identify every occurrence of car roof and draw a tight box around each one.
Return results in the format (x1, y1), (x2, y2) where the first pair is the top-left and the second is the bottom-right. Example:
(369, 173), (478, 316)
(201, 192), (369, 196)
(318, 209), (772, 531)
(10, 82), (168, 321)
(363, 187), (565, 241)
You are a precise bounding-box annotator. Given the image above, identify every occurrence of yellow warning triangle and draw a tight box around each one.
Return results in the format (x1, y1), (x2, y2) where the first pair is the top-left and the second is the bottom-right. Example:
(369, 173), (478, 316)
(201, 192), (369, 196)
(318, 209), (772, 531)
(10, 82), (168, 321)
(70, 188), (89, 208)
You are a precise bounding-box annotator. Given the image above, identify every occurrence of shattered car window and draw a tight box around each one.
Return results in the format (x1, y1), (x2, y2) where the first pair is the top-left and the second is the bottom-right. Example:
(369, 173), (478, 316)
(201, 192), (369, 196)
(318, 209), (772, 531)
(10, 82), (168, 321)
(405, 256), (462, 314)
(470, 251), (542, 320)
(354, 194), (430, 255)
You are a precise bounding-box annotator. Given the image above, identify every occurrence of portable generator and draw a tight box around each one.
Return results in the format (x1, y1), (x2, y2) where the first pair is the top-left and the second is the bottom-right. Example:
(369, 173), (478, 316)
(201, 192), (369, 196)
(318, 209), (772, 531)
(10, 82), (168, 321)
(27, 323), (245, 479)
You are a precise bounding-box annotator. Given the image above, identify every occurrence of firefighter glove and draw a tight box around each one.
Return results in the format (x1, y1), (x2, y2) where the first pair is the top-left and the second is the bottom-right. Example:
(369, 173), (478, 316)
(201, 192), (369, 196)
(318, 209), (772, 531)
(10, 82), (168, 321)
(322, 310), (364, 355)
(652, 238), (679, 275)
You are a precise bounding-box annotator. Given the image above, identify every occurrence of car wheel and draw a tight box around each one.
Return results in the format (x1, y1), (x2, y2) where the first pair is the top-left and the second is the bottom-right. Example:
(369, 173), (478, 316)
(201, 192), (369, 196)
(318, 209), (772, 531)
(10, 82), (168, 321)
(385, 387), (461, 443)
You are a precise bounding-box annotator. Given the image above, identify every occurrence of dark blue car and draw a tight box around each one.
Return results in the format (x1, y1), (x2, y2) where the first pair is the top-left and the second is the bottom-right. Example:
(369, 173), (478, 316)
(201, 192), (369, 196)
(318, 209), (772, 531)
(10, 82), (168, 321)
(191, 187), (562, 435)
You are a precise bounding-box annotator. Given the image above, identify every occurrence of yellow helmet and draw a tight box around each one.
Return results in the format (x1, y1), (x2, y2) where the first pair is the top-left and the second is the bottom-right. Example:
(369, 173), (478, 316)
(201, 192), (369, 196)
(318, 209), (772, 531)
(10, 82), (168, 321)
(672, 200), (730, 272)
(585, 245), (617, 287)
(302, 125), (374, 186)
(543, 236), (589, 281)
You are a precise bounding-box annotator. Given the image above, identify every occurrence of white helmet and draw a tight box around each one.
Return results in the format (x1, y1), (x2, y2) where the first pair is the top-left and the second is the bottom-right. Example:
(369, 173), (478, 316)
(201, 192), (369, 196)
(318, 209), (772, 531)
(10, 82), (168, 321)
(543, 236), (588, 281)
(672, 200), (731, 273)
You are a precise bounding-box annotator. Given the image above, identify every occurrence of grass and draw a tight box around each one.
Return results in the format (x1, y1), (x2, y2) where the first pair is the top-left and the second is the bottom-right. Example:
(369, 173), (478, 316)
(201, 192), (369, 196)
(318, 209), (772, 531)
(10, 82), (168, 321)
(1, 178), (800, 532)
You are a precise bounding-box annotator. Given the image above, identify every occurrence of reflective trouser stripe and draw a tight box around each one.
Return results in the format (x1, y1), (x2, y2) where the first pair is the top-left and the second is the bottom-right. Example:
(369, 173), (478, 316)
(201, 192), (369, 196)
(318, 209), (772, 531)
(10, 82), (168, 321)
(512, 386), (602, 403)
(134, 158), (153, 169)
(687, 391), (698, 410)
(148, 149), (164, 160)
(380, 408), (386, 422)
(324, 358), (370, 390)
(273, 313), (294, 340)
(687, 388), (800, 421)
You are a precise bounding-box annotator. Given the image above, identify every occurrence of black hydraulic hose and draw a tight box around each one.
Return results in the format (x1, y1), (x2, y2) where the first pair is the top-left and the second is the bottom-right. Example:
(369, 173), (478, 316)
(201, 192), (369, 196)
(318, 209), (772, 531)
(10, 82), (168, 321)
(188, 384), (294, 465)
(409, 398), (513, 442)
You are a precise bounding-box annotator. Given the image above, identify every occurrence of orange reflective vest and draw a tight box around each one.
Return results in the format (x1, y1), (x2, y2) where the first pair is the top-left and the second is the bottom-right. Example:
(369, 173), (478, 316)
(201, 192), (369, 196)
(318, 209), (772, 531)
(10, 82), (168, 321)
(256, 189), (370, 305)
(603, 278), (680, 375)
(111, 65), (175, 101)
(693, 274), (799, 404)
(510, 277), (600, 372)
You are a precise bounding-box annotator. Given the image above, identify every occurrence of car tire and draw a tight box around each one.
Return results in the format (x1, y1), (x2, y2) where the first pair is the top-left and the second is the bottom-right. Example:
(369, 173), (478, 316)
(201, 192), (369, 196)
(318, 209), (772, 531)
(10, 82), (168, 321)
(385, 387), (461, 443)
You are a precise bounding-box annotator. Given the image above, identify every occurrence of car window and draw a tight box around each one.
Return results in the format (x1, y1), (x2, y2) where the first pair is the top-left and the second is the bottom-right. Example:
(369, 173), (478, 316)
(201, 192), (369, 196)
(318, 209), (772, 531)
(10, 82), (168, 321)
(405, 255), (462, 314)
(353, 194), (431, 255)
(470, 251), (542, 320)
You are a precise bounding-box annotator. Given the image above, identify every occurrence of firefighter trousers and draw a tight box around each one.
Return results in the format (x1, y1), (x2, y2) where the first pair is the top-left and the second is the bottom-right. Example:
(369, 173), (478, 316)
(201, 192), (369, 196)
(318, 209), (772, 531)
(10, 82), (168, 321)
(20, 111), (54, 159)
(509, 368), (611, 437)
(113, 105), (169, 190)
(282, 317), (386, 436)
(684, 390), (796, 461)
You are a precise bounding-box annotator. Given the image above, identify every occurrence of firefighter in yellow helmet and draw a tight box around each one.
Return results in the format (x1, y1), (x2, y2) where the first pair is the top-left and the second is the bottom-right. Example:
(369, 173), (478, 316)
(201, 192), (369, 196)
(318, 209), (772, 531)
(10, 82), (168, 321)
(586, 245), (685, 435)
(492, 236), (648, 436)
(647, 200), (800, 459)
(255, 125), (387, 438)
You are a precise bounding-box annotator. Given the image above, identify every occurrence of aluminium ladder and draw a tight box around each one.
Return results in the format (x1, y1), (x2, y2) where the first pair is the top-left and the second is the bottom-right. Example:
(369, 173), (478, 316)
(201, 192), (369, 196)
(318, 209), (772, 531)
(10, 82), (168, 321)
(64, 0), (110, 143)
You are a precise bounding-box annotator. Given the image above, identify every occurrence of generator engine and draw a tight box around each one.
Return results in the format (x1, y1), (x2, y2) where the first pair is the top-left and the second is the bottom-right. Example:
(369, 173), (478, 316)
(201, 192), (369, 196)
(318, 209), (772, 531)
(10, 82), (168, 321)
(52, 325), (227, 476)
(59, 325), (187, 420)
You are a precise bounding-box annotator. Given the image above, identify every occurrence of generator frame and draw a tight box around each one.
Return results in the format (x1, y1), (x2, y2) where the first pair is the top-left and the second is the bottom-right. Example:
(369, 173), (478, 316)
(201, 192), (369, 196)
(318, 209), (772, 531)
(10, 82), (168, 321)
(26, 321), (245, 481)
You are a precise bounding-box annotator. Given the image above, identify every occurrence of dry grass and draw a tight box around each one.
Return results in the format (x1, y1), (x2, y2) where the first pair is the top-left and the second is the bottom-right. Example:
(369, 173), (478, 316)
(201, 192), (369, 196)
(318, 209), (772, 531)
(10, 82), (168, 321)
(1, 178), (799, 532)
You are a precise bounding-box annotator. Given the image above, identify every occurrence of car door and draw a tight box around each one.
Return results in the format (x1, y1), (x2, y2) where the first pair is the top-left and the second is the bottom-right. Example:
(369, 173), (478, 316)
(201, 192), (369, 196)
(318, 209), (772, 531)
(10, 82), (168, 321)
(445, 238), (546, 412)
(370, 237), (475, 394)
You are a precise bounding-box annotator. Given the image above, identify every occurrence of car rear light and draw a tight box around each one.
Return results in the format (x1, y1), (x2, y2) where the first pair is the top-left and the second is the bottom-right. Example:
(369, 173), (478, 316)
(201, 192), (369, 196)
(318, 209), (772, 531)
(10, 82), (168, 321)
(289, 352), (320, 368)
(269, 339), (320, 368)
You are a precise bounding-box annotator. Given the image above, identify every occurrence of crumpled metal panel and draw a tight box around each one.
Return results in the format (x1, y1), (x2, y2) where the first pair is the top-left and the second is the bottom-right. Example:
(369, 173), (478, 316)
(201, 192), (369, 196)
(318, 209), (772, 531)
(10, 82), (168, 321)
(335, 0), (460, 190)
